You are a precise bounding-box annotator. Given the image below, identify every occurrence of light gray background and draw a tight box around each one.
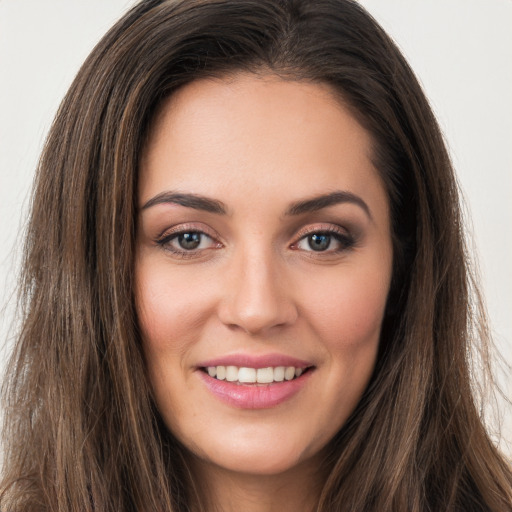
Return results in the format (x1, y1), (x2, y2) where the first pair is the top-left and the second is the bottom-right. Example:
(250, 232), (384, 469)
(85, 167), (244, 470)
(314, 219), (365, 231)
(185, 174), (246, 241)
(1, 0), (511, 456)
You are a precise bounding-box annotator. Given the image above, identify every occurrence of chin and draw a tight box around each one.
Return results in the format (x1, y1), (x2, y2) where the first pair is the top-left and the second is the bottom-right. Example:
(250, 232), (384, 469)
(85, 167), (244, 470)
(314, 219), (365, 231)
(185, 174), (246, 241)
(184, 422), (328, 478)
(200, 447), (308, 477)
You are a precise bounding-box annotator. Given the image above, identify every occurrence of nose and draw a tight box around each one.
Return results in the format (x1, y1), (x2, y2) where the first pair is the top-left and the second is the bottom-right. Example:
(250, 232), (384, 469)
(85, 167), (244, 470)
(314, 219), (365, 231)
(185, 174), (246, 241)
(217, 248), (298, 336)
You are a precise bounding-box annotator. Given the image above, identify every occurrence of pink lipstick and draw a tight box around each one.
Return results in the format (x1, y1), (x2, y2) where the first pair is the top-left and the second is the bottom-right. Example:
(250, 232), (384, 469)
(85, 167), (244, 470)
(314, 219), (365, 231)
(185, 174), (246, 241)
(196, 353), (314, 409)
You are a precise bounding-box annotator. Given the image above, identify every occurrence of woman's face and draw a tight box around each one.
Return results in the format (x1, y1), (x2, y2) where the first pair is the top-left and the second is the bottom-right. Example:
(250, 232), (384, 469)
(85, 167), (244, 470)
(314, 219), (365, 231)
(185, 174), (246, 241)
(135, 74), (393, 478)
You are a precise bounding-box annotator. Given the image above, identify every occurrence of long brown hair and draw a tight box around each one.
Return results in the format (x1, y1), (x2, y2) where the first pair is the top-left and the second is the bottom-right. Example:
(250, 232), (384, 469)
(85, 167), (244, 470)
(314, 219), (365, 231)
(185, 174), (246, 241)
(2, 0), (511, 510)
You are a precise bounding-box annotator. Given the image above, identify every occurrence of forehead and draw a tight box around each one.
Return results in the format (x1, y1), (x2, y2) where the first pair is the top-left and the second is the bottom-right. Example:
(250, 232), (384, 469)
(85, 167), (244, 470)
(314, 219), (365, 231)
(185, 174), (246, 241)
(139, 73), (387, 219)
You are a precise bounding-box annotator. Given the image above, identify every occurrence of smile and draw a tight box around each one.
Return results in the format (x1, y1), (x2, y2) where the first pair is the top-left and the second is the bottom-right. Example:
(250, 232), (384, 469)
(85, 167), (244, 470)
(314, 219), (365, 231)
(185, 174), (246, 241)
(203, 365), (305, 384)
(197, 359), (314, 409)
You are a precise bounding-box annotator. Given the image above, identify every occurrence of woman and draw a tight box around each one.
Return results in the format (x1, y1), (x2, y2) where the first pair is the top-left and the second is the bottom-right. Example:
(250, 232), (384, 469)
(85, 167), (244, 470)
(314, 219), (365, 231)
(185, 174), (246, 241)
(1, 0), (511, 510)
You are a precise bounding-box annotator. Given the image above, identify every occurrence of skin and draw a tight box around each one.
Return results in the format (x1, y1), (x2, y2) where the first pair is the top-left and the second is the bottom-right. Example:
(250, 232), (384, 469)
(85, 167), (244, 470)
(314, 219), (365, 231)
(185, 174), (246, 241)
(135, 73), (393, 512)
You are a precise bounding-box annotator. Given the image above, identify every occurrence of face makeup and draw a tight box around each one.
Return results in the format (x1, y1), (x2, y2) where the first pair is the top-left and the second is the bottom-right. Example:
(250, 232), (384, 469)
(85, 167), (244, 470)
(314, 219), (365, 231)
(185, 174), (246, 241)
(135, 73), (393, 478)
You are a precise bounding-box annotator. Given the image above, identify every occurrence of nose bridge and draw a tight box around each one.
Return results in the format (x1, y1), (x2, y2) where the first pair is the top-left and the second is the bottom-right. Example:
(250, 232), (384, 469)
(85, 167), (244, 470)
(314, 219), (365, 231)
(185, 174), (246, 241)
(218, 241), (297, 335)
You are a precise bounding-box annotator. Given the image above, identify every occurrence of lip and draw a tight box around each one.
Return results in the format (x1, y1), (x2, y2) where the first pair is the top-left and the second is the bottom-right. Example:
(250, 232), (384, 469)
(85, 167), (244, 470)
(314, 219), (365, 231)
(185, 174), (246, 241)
(197, 369), (313, 409)
(196, 353), (312, 369)
(195, 353), (315, 409)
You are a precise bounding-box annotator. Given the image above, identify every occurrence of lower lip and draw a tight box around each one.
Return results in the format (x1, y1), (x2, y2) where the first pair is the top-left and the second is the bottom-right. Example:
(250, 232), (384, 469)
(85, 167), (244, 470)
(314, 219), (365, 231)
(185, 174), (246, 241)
(197, 370), (313, 409)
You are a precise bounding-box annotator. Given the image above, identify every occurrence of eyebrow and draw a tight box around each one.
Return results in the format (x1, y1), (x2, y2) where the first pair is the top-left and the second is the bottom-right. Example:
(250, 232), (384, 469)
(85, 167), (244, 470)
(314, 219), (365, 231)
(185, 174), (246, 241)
(141, 189), (371, 219)
(141, 192), (227, 214)
(285, 191), (372, 219)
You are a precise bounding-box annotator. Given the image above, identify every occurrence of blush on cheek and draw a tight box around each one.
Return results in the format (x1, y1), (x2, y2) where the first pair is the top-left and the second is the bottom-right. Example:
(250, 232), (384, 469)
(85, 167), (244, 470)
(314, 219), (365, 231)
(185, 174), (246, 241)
(138, 303), (195, 357)
(309, 281), (388, 347)
(135, 271), (205, 353)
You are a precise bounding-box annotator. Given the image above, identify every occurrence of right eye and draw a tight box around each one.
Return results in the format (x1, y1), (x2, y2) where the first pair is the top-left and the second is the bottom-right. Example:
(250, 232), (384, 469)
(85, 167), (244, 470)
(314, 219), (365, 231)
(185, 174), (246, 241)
(156, 229), (220, 256)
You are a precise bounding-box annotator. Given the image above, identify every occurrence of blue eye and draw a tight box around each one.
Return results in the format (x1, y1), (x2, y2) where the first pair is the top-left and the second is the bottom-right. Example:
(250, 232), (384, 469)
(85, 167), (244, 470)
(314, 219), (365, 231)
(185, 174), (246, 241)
(295, 230), (354, 253)
(156, 230), (217, 254)
(307, 233), (332, 251)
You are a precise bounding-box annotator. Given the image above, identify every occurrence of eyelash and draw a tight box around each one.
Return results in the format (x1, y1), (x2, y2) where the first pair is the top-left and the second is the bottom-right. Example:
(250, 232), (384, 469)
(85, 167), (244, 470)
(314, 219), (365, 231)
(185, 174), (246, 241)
(155, 225), (220, 259)
(291, 226), (356, 255)
(155, 224), (356, 258)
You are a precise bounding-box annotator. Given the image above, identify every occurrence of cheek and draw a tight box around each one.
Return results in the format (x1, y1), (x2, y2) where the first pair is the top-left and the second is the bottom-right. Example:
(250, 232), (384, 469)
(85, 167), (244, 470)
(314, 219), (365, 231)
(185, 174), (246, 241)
(301, 262), (391, 425)
(299, 258), (392, 368)
(135, 264), (201, 420)
(135, 261), (212, 354)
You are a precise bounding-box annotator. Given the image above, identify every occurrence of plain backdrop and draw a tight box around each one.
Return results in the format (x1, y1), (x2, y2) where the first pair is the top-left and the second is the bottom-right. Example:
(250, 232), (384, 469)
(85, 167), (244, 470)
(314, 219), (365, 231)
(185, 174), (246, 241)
(1, 0), (511, 456)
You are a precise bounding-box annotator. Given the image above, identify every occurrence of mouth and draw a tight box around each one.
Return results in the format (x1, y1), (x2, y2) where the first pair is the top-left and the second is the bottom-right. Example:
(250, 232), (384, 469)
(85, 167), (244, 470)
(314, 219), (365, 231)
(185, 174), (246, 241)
(196, 357), (315, 409)
(200, 365), (313, 385)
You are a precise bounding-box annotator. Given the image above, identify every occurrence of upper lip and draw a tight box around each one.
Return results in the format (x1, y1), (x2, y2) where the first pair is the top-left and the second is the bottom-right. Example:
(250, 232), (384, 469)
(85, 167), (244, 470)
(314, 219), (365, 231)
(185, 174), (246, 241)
(196, 353), (313, 369)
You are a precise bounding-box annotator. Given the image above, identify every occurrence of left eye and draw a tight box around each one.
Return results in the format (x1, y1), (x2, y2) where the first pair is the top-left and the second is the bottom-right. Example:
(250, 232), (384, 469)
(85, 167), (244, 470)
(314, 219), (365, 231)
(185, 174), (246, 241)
(295, 232), (352, 252)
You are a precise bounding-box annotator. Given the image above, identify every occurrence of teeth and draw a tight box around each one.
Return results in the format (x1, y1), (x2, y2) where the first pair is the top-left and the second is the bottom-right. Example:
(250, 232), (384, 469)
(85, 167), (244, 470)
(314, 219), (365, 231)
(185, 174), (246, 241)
(284, 366), (295, 381)
(225, 366), (238, 382)
(256, 367), (274, 384)
(205, 365), (306, 384)
(216, 366), (226, 380)
(238, 367), (256, 383)
(273, 366), (285, 382)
